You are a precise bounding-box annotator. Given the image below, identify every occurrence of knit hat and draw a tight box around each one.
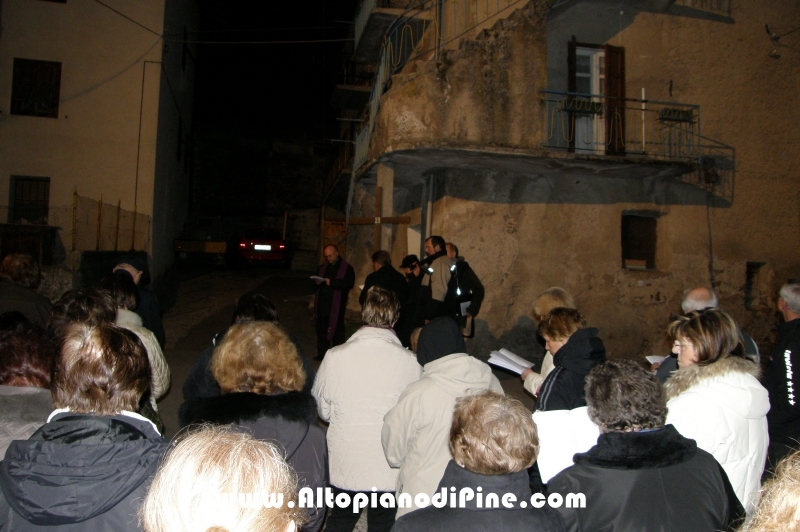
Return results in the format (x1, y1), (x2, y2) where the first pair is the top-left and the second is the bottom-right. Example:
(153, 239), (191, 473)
(416, 317), (466, 367)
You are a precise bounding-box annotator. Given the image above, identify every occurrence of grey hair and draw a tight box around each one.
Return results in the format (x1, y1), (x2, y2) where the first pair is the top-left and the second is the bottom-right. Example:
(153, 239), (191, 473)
(780, 282), (800, 314)
(681, 287), (718, 313)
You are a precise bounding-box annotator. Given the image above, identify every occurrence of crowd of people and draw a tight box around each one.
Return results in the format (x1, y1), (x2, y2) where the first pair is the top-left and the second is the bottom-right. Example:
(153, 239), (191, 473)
(1, 243), (800, 532)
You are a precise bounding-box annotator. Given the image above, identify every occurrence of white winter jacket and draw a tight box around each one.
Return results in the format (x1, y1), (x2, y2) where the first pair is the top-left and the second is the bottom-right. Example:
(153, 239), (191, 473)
(311, 326), (421, 491)
(116, 309), (170, 411)
(382, 353), (503, 518)
(665, 356), (770, 514)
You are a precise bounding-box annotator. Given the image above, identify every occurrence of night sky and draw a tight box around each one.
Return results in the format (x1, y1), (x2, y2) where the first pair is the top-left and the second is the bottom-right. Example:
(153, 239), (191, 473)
(193, 1), (359, 141)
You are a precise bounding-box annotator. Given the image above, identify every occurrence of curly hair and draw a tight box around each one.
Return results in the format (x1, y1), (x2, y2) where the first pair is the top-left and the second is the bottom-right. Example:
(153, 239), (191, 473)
(667, 308), (743, 366)
(585, 359), (667, 433)
(212, 322), (305, 394)
(53, 322), (150, 415)
(361, 285), (400, 327)
(0, 253), (41, 289)
(532, 287), (576, 324)
(538, 307), (585, 341)
(450, 391), (539, 475)
(738, 450), (800, 532)
(0, 322), (54, 388)
(140, 425), (305, 532)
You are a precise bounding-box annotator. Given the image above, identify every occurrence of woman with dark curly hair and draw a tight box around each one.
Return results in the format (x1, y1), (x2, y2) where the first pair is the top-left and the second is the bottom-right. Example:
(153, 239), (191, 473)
(179, 321), (327, 532)
(665, 308), (769, 515)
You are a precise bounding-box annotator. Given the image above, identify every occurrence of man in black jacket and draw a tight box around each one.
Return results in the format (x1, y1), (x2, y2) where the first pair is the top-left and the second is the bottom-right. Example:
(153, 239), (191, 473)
(444, 243), (484, 337)
(547, 360), (744, 532)
(764, 280), (800, 472)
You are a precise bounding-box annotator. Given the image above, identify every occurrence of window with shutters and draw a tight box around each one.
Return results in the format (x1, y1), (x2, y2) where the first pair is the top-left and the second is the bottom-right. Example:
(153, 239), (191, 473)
(10, 59), (62, 118)
(568, 40), (625, 156)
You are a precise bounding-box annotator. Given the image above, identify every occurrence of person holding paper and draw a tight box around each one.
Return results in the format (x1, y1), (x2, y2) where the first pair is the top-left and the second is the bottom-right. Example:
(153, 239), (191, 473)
(313, 245), (355, 360)
(520, 287), (576, 397)
(534, 308), (605, 412)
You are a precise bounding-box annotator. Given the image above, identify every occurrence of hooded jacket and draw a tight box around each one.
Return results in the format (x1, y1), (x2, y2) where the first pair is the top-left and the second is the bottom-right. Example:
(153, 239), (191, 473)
(0, 412), (167, 531)
(392, 460), (566, 532)
(116, 309), (170, 410)
(547, 425), (745, 532)
(665, 356), (769, 514)
(382, 318), (503, 519)
(311, 326), (421, 492)
(179, 390), (328, 532)
(536, 328), (606, 412)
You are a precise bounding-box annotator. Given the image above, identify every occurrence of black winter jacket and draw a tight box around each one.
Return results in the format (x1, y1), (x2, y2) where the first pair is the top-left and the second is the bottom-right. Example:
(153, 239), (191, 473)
(392, 460), (566, 532)
(547, 425), (745, 532)
(179, 391), (328, 532)
(536, 328), (606, 411)
(359, 264), (409, 306)
(764, 318), (800, 447)
(0, 413), (168, 531)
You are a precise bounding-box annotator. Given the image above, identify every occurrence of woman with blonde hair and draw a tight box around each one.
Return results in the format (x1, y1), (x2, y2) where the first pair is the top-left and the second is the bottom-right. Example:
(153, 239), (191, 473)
(179, 322), (327, 531)
(520, 287), (576, 396)
(665, 308), (769, 515)
(141, 425), (305, 532)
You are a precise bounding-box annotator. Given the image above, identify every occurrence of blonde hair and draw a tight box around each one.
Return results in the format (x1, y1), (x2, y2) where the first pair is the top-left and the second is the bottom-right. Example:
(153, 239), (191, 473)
(739, 451), (800, 532)
(450, 391), (539, 475)
(538, 307), (585, 342)
(212, 322), (305, 394)
(532, 287), (576, 324)
(361, 285), (400, 327)
(141, 425), (304, 532)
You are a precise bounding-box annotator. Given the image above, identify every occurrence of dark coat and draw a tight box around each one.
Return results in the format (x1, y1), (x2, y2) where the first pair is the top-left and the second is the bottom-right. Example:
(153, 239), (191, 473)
(764, 318), (800, 447)
(315, 258), (355, 320)
(392, 460), (566, 532)
(444, 259), (485, 317)
(0, 413), (168, 531)
(536, 328), (606, 412)
(359, 264), (409, 306)
(547, 425), (745, 532)
(0, 281), (51, 327)
(179, 391), (328, 532)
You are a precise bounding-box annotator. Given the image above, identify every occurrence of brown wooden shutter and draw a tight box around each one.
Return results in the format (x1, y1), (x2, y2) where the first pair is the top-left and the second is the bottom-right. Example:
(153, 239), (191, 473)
(567, 37), (577, 152)
(604, 44), (625, 156)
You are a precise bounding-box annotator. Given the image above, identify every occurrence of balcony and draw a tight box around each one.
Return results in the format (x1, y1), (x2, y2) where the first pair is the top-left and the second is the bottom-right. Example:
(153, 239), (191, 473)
(353, 0), (432, 63)
(331, 63), (376, 110)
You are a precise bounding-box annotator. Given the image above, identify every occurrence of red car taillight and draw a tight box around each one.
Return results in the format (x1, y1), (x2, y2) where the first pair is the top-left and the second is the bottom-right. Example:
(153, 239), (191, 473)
(279, 244), (285, 249)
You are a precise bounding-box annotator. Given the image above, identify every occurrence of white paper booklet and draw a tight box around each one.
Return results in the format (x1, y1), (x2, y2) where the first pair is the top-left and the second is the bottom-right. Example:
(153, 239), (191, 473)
(645, 355), (667, 365)
(533, 407), (600, 483)
(310, 275), (325, 284)
(487, 348), (534, 374)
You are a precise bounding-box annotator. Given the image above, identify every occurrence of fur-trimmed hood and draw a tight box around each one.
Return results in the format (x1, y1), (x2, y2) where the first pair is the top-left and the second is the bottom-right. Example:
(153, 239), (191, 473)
(178, 390), (317, 428)
(665, 355), (760, 399)
(574, 424), (697, 470)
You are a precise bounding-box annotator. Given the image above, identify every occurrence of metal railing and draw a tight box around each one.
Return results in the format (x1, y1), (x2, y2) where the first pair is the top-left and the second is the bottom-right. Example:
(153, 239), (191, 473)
(540, 90), (702, 163)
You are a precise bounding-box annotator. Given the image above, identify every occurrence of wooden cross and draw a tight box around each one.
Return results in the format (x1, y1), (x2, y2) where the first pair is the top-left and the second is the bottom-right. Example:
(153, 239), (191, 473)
(348, 186), (410, 250)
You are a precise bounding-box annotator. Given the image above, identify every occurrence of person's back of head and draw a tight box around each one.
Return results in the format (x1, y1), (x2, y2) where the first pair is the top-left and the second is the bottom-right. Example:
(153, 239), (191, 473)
(0, 322), (54, 388)
(54, 322), (150, 415)
(416, 317), (466, 366)
(585, 359), (667, 432)
(0, 253), (40, 290)
(101, 271), (140, 311)
(667, 308), (743, 367)
(371, 250), (392, 267)
(232, 293), (279, 325)
(450, 391), (538, 475)
(681, 287), (718, 314)
(212, 321), (305, 395)
(739, 450), (800, 532)
(361, 285), (400, 328)
(49, 289), (117, 341)
(140, 425), (305, 532)
(428, 235), (446, 252)
(532, 287), (576, 324)
(538, 307), (585, 342)
(779, 281), (800, 316)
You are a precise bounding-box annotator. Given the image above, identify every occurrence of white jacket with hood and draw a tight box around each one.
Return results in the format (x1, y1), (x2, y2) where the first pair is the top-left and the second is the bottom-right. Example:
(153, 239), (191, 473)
(312, 326), (421, 491)
(665, 355), (770, 514)
(382, 317), (503, 519)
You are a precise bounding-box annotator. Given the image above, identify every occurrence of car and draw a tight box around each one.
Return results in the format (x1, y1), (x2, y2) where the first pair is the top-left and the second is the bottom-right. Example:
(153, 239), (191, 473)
(238, 227), (288, 266)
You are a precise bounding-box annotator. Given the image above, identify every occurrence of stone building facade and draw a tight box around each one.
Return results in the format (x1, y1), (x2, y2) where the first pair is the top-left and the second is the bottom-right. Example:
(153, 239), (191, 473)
(342, 0), (800, 360)
(0, 0), (197, 284)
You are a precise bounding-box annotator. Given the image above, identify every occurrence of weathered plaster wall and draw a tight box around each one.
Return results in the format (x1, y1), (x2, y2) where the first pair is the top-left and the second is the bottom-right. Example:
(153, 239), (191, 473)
(368, 0), (549, 160)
